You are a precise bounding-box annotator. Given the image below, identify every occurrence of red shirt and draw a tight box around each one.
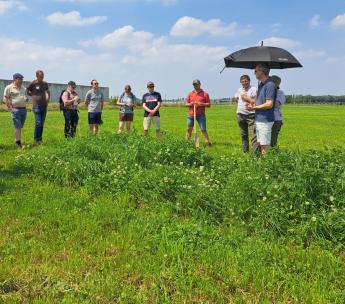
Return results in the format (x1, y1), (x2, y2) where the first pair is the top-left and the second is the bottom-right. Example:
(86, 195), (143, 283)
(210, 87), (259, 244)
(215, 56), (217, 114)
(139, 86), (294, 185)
(186, 90), (210, 117)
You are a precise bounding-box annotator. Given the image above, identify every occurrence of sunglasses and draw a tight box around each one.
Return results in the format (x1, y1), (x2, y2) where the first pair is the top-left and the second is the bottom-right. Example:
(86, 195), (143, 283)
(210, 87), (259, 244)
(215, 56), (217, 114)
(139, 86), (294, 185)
(147, 86), (154, 88)
(93, 82), (99, 85)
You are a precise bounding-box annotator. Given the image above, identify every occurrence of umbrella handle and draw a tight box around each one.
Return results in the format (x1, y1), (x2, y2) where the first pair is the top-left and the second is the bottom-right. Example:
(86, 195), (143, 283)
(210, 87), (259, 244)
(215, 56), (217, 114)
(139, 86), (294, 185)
(220, 66), (226, 74)
(194, 103), (197, 135)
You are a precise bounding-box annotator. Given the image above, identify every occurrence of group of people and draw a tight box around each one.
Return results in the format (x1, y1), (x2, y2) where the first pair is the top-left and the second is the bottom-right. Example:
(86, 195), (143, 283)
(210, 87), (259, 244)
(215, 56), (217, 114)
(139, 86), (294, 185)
(235, 63), (286, 155)
(2, 64), (284, 154)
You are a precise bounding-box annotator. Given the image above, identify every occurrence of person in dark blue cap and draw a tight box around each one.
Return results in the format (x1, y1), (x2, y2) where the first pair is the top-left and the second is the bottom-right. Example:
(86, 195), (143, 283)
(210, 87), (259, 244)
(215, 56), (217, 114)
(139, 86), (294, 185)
(3, 73), (28, 148)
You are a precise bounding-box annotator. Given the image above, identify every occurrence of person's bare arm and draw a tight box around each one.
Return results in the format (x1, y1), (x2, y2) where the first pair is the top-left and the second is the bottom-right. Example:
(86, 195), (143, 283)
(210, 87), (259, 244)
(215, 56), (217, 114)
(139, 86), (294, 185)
(62, 92), (74, 107)
(247, 99), (273, 110)
(117, 96), (125, 106)
(143, 103), (153, 113)
(241, 93), (256, 104)
(3, 95), (12, 110)
(26, 87), (32, 97)
(46, 89), (51, 103)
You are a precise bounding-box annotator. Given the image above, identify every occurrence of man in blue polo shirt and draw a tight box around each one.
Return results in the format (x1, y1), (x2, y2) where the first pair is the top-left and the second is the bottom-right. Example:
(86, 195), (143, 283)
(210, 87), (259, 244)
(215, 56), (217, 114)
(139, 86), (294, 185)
(247, 63), (276, 155)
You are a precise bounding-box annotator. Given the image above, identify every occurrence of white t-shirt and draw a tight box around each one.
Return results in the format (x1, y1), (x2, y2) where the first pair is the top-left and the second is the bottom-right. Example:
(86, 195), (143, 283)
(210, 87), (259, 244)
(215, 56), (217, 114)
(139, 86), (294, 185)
(235, 86), (257, 115)
(3, 83), (28, 108)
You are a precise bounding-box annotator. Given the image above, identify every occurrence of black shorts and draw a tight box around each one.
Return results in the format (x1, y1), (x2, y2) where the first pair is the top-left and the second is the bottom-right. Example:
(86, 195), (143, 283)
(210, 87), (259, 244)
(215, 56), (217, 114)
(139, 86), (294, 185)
(88, 112), (102, 125)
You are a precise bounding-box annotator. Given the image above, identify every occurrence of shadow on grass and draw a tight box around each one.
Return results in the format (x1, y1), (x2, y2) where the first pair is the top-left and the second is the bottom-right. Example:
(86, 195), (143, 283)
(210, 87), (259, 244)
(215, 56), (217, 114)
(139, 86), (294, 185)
(0, 165), (32, 195)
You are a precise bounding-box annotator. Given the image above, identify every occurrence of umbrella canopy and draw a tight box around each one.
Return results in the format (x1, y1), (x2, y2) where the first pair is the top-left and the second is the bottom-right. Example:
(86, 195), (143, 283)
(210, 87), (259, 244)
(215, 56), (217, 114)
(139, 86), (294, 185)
(224, 46), (302, 69)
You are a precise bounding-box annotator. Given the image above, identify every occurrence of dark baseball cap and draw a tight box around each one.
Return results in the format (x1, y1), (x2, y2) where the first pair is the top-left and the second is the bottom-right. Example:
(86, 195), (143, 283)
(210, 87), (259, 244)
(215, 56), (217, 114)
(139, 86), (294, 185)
(13, 73), (24, 80)
(68, 81), (76, 88)
(193, 79), (201, 85)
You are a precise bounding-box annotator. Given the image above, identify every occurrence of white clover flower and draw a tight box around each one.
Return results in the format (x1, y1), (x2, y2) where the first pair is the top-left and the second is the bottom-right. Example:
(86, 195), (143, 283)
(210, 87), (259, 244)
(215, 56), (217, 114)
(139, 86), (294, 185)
(305, 201), (310, 206)
(311, 216), (317, 222)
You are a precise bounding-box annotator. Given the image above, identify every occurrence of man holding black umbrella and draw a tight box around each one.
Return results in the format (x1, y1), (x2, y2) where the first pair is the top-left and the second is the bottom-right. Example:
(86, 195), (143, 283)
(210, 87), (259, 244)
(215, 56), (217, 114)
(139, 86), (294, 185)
(247, 63), (276, 155)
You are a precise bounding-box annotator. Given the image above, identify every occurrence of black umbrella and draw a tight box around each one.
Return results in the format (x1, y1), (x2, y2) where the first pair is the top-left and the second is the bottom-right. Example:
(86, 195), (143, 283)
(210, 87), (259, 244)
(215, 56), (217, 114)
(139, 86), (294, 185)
(221, 45), (302, 72)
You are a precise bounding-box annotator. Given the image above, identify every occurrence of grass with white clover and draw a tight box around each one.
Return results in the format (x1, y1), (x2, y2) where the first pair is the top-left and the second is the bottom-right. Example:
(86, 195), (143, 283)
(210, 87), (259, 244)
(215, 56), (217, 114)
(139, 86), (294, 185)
(0, 105), (344, 303)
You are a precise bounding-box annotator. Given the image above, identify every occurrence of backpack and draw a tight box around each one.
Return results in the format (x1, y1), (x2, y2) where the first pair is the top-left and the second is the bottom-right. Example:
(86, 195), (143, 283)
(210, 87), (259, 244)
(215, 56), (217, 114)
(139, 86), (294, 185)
(59, 90), (70, 111)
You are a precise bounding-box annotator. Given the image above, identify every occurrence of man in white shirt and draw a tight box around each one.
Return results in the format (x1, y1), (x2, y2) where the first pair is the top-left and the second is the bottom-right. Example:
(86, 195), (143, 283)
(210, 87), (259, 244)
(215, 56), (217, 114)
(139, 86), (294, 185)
(234, 75), (258, 153)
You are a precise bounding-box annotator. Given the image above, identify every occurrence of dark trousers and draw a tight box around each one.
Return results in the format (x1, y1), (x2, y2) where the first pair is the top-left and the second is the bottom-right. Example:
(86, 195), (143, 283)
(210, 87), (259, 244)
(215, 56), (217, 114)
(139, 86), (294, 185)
(271, 121), (283, 147)
(237, 113), (257, 153)
(63, 109), (79, 138)
(32, 105), (47, 141)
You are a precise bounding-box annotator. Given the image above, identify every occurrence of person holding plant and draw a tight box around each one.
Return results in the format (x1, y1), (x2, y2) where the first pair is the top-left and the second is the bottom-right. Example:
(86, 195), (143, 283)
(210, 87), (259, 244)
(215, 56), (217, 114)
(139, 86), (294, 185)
(62, 81), (81, 138)
(185, 79), (211, 147)
(234, 75), (258, 153)
(246, 64), (276, 155)
(117, 84), (136, 134)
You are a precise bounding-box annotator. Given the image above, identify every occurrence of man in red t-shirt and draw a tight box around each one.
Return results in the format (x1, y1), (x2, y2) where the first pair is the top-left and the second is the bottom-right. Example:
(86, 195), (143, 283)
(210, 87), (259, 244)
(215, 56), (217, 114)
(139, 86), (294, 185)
(185, 79), (211, 146)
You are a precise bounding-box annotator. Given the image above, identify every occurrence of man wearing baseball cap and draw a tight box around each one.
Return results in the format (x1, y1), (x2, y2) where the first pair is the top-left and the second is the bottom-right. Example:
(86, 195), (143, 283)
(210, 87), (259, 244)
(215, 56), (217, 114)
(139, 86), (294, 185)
(3, 73), (28, 148)
(142, 81), (162, 138)
(185, 79), (211, 146)
(61, 81), (81, 138)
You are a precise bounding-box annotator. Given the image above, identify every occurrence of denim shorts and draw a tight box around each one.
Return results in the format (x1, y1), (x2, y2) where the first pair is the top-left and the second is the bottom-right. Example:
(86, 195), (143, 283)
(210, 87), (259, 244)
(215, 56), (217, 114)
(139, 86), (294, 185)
(88, 112), (102, 125)
(11, 108), (27, 129)
(119, 112), (134, 122)
(188, 113), (207, 132)
(256, 121), (274, 146)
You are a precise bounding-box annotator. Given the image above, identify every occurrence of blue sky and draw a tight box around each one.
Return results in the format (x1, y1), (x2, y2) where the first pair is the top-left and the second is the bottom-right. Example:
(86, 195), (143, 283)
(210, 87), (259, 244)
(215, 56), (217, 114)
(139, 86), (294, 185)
(1, 0), (345, 98)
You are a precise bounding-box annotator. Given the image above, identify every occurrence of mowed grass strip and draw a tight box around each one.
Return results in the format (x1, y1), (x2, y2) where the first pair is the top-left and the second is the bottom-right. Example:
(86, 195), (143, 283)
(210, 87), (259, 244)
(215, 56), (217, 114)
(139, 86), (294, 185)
(0, 105), (344, 303)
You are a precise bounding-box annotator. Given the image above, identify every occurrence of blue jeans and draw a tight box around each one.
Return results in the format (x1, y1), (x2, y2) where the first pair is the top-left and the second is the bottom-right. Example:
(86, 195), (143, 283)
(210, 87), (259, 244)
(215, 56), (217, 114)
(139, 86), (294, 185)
(11, 108), (27, 129)
(32, 105), (47, 141)
(187, 113), (207, 132)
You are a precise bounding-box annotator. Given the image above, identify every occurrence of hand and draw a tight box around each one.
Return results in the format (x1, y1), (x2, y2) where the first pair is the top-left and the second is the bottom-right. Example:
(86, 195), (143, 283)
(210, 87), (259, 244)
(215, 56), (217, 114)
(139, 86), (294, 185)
(240, 92), (247, 99)
(246, 102), (255, 111)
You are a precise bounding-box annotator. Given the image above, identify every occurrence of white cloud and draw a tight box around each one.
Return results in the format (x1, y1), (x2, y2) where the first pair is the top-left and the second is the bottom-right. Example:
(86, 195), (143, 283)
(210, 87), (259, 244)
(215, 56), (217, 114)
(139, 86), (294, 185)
(81, 25), (228, 65)
(0, 1), (27, 15)
(309, 15), (320, 29)
(81, 25), (154, 49)
(46, 10), (107, 26)
(330, 13), (345, 29)
(261, 37), (300, 49)
(170, 16), (250, 37)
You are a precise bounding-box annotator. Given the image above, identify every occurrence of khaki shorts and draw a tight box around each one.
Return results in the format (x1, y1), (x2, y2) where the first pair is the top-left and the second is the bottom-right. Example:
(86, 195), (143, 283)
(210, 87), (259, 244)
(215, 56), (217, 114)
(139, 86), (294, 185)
(143, 116), (160, 131)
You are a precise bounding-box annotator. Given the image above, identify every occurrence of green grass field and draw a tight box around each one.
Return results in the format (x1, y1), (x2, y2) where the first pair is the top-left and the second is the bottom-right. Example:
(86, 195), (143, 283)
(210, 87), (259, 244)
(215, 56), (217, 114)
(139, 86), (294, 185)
(0, 105), (344, 303)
